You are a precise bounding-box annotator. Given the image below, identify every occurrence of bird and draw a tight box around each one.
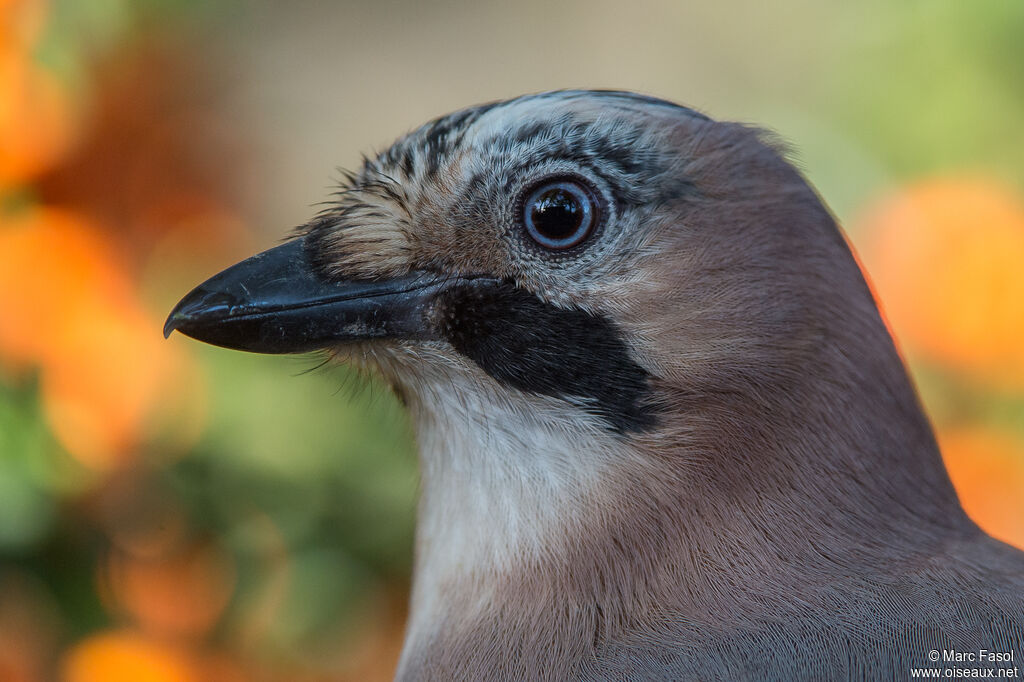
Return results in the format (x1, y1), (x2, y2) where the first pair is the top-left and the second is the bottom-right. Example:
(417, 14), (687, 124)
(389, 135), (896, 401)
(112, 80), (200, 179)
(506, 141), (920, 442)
(164, 90), (1024, 680)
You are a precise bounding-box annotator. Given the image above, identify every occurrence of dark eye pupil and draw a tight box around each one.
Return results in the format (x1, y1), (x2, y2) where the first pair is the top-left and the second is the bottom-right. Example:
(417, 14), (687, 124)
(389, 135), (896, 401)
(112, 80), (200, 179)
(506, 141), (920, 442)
(522, 179), (597, 250)
(531, 189), (583, 240)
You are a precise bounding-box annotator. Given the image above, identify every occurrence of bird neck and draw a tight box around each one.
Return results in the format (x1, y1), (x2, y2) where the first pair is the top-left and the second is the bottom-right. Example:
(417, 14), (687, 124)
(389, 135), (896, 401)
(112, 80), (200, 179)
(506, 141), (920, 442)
(400, 381), (621, 645)
(396, 370), (651, 675)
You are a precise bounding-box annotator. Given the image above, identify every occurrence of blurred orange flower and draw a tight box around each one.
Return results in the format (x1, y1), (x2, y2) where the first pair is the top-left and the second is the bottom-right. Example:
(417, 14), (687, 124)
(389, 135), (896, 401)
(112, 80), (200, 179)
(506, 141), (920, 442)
(0, 206), (203, 469)
(61, 630), (196, 682)
(858, 178), (1024, 387)
(939, 427), (1024, 550)
(0, 0), (48, 51)
(102, 542), (236, 639)
(0, 43), (79, 187)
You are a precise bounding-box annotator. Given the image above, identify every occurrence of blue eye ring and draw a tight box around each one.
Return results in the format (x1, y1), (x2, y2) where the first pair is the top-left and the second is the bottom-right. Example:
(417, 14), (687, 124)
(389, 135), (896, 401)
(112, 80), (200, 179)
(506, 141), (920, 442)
(521, 178), (599, 250)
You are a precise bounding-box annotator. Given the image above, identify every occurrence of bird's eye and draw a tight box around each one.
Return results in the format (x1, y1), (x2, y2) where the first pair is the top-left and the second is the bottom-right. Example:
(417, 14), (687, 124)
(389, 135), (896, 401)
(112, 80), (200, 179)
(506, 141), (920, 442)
(522, 179), (598, 250)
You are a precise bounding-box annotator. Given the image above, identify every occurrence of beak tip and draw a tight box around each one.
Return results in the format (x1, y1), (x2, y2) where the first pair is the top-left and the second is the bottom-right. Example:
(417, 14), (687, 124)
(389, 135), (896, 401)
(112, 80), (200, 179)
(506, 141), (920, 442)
(163, 309), (184, 339)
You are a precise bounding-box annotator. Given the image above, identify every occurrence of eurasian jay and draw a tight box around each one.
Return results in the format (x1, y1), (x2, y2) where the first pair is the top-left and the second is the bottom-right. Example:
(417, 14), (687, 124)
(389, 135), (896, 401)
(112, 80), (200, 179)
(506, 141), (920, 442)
(166, 91), (1024, 680)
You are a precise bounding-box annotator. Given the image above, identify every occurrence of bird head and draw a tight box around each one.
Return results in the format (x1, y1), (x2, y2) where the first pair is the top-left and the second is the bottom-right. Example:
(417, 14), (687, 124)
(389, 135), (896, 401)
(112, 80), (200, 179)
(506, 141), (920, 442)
(166, 90), (892, 443)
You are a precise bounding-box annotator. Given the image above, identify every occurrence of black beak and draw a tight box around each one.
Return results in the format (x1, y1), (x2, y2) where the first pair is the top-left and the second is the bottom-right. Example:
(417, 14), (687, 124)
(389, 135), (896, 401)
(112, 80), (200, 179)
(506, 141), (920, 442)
(163, 237), (453, 354)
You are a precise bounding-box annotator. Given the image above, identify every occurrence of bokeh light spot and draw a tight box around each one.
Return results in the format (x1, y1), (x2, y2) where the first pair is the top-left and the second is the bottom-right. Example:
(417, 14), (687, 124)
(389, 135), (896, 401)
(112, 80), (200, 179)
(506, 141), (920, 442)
(939, 427), (1024, 550)
(61, 630), (196, 682)
(858, 178), (1024, 387)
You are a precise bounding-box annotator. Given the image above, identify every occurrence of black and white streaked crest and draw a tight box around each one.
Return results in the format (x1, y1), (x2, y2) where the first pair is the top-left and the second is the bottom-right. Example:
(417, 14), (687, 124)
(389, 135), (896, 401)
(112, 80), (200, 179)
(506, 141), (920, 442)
(377, 90), (708, 185)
